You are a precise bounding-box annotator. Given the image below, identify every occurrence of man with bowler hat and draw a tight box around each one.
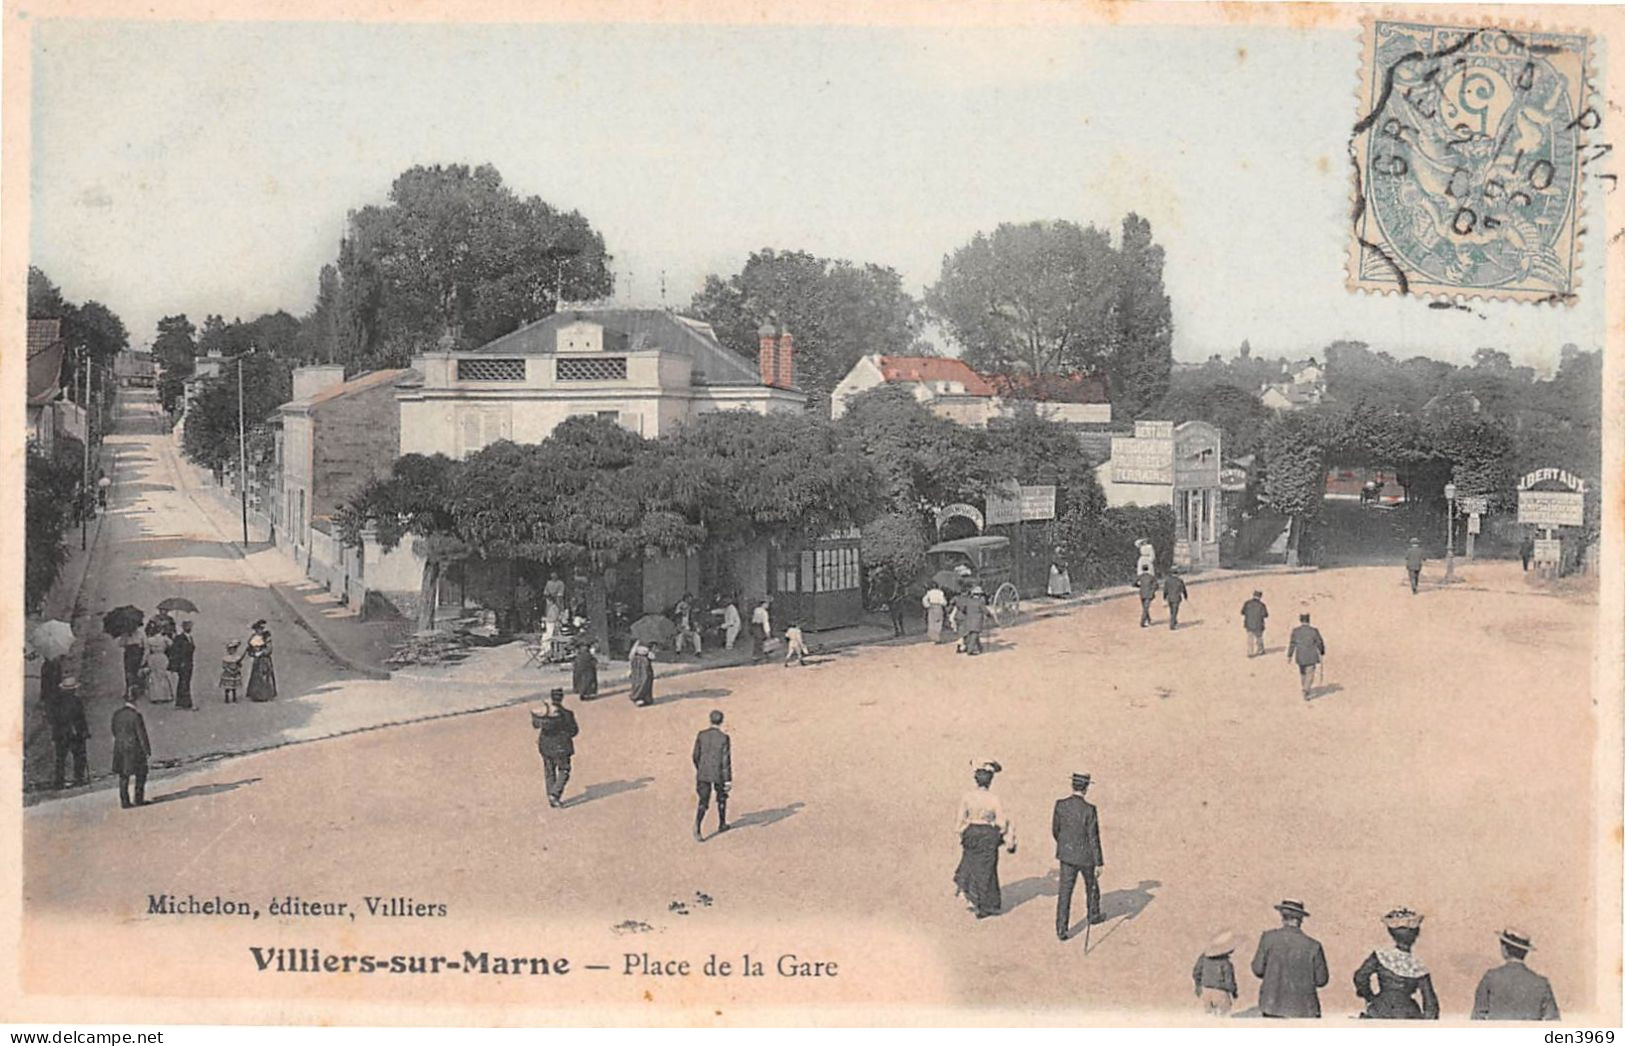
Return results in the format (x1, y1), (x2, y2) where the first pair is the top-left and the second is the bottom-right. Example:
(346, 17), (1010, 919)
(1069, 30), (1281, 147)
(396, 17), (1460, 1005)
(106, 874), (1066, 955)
(1052, 772), (1104, 939)
(1163, 569), (1190, 630)
(1404, 538), (1425, 594)
(1135, 570), (1159, 627)
(1241, 590), (1269, 656)
(692, 710), (732, 841)
(110, 692), (152, 808)
(1471, 928), (1560, 1020)
(169, 620), (197, 710)
(1286, 613), (1326, 699)
(533, 688), (579, 808)
(1251, 899), (1329, 1017)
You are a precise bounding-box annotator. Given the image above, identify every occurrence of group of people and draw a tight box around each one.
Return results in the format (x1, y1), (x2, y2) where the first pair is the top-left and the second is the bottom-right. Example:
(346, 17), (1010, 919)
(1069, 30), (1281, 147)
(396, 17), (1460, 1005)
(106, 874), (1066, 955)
(1196, 900), (1560, 1020)
(121, 614), (277, 708)
(921, 582), (991, 655)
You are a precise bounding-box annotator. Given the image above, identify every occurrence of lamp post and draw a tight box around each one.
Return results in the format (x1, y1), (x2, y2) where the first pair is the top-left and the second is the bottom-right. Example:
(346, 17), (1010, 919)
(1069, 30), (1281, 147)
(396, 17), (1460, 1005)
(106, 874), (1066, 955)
(1444, 481), (1457, 582)
(237, 354), (249, 546)
(80, 350), (91, 550)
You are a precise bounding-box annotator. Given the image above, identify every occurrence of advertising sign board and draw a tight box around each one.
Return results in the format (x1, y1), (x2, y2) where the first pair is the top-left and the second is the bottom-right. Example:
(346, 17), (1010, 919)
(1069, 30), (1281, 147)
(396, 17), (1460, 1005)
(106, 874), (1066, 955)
(1111, 435), (1173, 485)
(1518, 490), (1584, 527)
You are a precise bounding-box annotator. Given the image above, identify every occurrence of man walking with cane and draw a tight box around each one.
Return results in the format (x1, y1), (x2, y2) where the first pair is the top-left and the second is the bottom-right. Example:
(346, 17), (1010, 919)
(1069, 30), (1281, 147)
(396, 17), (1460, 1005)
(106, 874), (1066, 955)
(1053, 772), (1104, 941)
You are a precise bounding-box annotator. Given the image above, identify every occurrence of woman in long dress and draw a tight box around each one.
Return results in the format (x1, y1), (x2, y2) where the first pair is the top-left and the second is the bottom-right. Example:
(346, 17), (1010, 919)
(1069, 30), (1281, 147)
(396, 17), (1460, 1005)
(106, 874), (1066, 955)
(246, 621), (278, 702)
(954, 760), (1016, 918)
(1048, 561), (1073, 598)
(628, 640), (655, 706)
(1353, 908), (1440, 1019)
(922, 585), (947, 643)
(572, 640), (600, 699)
(144, 625), (175, 703)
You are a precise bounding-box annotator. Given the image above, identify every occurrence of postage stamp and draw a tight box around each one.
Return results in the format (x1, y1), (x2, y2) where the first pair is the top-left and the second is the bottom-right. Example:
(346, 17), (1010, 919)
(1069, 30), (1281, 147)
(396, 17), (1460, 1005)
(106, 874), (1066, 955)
(1348, 19), (1594, 302)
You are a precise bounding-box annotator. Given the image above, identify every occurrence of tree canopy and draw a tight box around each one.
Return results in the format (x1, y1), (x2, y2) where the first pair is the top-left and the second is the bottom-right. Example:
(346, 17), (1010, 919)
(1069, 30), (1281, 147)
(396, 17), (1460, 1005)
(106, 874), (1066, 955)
(179, 352), (292, 474)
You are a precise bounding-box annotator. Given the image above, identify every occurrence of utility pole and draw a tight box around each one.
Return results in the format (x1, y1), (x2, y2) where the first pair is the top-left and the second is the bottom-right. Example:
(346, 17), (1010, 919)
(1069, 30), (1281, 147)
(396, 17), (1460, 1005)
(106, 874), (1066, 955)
(80, 352), (91, 550)
(238, 354), (250, 546)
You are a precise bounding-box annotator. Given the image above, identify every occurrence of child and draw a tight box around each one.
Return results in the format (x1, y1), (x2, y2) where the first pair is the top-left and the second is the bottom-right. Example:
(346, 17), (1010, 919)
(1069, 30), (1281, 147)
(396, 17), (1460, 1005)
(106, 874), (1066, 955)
(1192, 930), (1239, 1016)
(220, 639), (245, 704)
(783, 623), (809, 667)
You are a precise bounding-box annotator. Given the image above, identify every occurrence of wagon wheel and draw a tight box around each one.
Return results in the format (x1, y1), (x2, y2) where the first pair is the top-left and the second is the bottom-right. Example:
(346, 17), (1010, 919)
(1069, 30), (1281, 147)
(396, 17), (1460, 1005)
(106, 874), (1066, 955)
(990, 582), (1020, 627)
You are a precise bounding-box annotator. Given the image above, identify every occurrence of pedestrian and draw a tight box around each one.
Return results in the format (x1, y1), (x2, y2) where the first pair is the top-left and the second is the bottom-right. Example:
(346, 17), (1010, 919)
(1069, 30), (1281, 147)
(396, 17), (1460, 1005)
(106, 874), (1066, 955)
(692, 710), (732, 841)
(571, 640), (600, 699)
(954, 760), (1015, 918)
(628, 640), (656, 707)
(169, 620), (196, 711)
(783, 622), (809, 666)
(713, 596), (742, 650)
(1241, 590), (1269, 657)
(1405, 537), (1424, 594)
(1353, 907), (1440, 1019)
(1135, 570), (1159, 628)
(1250, 899), (1330, 1018)
(1519, 535), (1535, 572)
(122, 635), (146, 700)
(674, 593), (702, 656)
(543, 572), (566, 624)
(1193, 931), (1240, 1016)
(44, 672), (90, 790)
(1135, 538), (1156, 577)
(219, 640), (245, 703)
(1052, 772), (1103, 940)
(144, 621), (174, 704)
(245, 621), (277, 702)
(883, 572), (908, 637)
(923, 583), (948, 643)
(110, 692), (152, 809)
(1472, 927), (1560, 1020)
(1286, 613), (1326, 699)
(957, 587), (987, 655)
(750, 599), (772, 662)
(532, 688), (579, 808)
(1048, 560), (1072, 598)
(1163, 569), (1189, 630)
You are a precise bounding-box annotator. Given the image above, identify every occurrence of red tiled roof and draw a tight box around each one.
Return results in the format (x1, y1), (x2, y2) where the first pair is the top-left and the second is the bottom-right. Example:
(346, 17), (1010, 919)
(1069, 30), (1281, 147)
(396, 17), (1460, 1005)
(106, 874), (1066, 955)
(27, 318), (66, 405)
(986, 371), (1110, 404)
(876, 356), (996, 396)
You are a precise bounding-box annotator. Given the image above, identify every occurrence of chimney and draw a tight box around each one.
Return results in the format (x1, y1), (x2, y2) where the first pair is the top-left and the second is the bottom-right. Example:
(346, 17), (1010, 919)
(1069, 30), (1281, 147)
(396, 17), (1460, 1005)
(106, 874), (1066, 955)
(775, 329), (795, 389)
(757, 319), (779, 388)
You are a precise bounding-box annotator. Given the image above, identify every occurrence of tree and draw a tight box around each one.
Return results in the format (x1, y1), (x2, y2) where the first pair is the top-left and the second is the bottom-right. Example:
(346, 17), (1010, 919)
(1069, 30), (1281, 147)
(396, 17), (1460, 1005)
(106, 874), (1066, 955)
(28, 267), (70, 319)
(179, 352), (292, 476)
(336, 453), (470, 630)
(688, 249), (922, 407)
(926, 220), (1116, 380)
(1148, 381), (1273, 459)
(295, 264), (343, 363)
(1105, 213), (1174, 416)
(835, 384), (1004, 516)
(1259, 412), (1327, 566)
(25, 442), (82, 613)
(335, 164), (614, 368)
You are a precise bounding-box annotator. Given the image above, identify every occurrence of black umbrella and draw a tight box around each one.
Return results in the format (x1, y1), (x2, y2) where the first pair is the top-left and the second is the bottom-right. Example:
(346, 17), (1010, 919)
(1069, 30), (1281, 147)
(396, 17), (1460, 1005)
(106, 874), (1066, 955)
(102, 605), (145, 638)
(157, 597), (199, 613)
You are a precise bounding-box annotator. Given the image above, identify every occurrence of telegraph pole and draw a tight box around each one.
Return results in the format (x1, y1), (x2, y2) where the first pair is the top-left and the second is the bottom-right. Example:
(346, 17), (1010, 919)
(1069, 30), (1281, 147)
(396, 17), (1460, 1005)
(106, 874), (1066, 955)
(238, 354), (250, 546)
(80, 352), (91, 550)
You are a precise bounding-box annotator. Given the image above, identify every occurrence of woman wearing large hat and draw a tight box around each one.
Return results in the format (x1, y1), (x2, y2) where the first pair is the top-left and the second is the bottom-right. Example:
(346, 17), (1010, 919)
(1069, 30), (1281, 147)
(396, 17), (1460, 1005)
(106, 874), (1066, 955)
(1353, 908), (1440, 1019)
(952, 759), (1016, 918)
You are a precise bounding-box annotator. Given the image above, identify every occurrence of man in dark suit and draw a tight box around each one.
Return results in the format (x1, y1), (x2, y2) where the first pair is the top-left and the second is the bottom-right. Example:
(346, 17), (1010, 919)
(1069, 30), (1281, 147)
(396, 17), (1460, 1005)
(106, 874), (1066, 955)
(692, 710), (732, 841)
(110, 694), (152, 808)
(1163, 570), (1189, 630)
(1135, 571), (1158, 627)
(1286, 613), (1326, 699)
(1251, 899), (1329, 1017)
(1052, 772), (1104, 940)
(1405, 538), (1425, 594)
(1241, 590), (1269, 656)
(169, 620), (196, 710)
(534, 688), (579, 808)
(45, 670), (90, 790)
(1472, 928), (1561, 1020)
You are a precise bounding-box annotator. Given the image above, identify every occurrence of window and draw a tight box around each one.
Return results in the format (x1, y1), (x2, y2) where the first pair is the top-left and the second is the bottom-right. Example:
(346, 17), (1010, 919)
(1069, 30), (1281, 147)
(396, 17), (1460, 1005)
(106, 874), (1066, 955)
(557, 357), (628, 382)
(456, 358), (526, 382)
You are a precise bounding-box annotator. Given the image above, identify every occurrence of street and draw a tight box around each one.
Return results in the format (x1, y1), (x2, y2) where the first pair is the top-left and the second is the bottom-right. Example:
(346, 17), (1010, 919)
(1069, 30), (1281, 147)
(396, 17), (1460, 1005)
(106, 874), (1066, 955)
(22, 553), (1601, 1018)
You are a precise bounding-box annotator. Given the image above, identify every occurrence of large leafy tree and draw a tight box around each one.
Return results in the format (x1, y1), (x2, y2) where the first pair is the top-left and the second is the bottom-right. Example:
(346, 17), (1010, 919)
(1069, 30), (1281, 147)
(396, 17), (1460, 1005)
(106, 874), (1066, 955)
(152, 314), (197, 415)
(1259, 412), (1327, 566)
(1105, 213), (1174, 416)
(26, 443), (83, 613)
(688, 249), (922, 406)
(336, 453), (470, 631)
(179, 352), (292, 476)
(926, 220), (1116, 381)
(335, 164), (614, 368)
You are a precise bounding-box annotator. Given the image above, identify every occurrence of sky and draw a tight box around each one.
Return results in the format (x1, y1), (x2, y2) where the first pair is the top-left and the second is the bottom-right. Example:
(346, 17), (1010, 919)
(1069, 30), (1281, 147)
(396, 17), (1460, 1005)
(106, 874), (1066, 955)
(27, 17), (1609, 370)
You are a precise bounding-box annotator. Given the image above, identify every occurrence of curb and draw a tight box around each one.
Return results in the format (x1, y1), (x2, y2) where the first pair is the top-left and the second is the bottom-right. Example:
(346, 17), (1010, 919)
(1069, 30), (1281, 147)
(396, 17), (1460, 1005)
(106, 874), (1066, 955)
(161, 434), (392, 682)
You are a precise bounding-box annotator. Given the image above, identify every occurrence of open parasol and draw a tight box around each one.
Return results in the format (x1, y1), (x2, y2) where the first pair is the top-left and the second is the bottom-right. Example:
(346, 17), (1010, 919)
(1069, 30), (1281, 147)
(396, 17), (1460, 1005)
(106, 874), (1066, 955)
(629, 613), (677, 646)
(31, 620), (75, 660)
(102, 605), (145, 639)
(157, 596), (200, 614)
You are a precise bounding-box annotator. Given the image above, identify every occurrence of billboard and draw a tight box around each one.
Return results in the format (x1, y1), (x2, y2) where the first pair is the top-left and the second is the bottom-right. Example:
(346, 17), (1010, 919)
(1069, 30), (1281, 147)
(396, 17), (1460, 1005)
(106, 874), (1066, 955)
(1518, 490), (1584, 527)
(1110, 435), (1174, 485)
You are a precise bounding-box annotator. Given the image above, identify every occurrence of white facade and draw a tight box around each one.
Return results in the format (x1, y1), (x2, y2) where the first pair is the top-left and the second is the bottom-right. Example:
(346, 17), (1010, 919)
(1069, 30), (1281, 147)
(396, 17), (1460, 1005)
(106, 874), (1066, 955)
(830, 353), (1110, 427)
(1094, 420), (1223, 569)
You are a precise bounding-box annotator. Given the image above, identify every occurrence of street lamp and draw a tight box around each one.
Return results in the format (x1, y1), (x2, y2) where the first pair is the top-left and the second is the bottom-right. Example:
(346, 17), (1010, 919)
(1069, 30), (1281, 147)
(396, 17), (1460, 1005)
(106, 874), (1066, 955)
(237, 352), (249, 546)
(1444, 481), (1457, 582)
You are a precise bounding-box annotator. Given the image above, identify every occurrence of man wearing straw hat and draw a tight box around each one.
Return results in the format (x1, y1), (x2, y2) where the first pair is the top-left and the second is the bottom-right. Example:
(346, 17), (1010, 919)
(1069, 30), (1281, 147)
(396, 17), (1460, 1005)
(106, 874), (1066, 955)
(1192, 930), (1240, 1015)
(1052, 772), (1103, 940)
(46, 674), (90, 790)
(1250, 899), (1329, 1018)
(1471, 928), (1561, 1020)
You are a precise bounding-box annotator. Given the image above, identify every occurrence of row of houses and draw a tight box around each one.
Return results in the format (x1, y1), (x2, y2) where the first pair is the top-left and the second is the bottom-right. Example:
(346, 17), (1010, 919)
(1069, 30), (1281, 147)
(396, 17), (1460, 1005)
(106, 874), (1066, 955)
(26, 319), (89, 455)
(192, 303), (1235, 638)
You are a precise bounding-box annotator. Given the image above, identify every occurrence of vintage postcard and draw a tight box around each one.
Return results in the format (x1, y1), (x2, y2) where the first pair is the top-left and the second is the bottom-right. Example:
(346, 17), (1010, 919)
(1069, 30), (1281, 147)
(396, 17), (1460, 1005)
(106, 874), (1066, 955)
(3, 0), (1622, 1029)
